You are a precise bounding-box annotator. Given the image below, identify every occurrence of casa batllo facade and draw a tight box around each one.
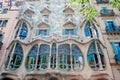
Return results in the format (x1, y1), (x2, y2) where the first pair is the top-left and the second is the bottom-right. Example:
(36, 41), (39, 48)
(0, 0), (120, 80)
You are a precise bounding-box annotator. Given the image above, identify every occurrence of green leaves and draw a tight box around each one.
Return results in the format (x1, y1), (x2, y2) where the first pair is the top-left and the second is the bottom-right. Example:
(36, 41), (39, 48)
(69, 0), (98, 21)
(110, 0), (120, 9)
(69, 0), (89, 5)
(80, 6), (98, 21)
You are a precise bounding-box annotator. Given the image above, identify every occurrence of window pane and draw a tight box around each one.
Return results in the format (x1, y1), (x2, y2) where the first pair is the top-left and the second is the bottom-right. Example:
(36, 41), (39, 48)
(72, 44), (83, 70)
(65, 29), (75, 35)
(85, 21), (98, 38)
(9, 43), (23, 70)
(26, 44), (38, 71)
(37, 44), (50, 70)
(19, 22), (28, 40)
(87, 42), (105, 70)
(58, 44), (70, 70)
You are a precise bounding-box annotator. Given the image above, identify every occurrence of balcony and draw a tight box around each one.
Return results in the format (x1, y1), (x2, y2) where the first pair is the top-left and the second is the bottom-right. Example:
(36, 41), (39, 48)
(100, 9), (115, 16)
(96, 0), (109, 4)
(106, 26), (120, 33)
(0, 41), (3, 50)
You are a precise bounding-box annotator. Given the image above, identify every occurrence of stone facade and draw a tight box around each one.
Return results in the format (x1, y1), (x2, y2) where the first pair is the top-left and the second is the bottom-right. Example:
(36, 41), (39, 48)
(0, 0), (120, 80)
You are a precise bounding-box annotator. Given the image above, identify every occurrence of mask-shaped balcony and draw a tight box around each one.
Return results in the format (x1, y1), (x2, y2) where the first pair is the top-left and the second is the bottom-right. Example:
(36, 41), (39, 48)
(96, 0), (109, 4)
(100, 9), (115, 16)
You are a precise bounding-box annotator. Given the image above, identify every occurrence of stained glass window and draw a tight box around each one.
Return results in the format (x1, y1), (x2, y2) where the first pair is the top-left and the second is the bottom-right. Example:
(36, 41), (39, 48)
(19, 22), (28, 40)
(87, 42), (105, 70)
(5, 43), (23, 70)
(58, 44), (70, 71)
(37, 44), (50, 70)
(26, 44), (38, 71)
(85, 21), (98, 38)
(72, 44), (83, 70)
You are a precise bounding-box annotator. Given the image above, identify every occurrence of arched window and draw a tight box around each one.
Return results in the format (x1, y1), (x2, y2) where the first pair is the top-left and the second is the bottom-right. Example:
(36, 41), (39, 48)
(26, 44), (38, 71)
(5, 43), (23, 70)
(85, 21), (98, 38)
(58, 44), (70, 71)
(51, 43), (56, 69)
(72, 44), (83, 71)
(87, 42), (105, 70)
(15, 22), (28, 40)
(37, 44), (50, 70)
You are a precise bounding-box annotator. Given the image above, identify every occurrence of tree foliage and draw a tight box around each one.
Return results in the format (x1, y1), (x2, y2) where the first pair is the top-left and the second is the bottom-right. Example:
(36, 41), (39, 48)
(110, 0), (120, 9)
(69, 0), (98, 21)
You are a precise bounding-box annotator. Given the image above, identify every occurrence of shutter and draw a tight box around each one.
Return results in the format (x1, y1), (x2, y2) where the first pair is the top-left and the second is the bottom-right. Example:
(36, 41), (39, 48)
(111, 42), (118, 55)
(112, 42), (120, 62)
(105, 21), (110, 32)
(113, 21), (117, 31)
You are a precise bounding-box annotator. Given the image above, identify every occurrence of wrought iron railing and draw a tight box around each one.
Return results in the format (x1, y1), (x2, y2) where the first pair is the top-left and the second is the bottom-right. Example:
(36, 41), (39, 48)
(100, 9), (115, 16)
(106, 26), (120, 33)
(96, 0), (109, 3)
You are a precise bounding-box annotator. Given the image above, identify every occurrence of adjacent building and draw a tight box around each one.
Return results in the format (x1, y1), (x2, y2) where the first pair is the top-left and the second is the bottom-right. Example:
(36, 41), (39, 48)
(0, 0), (120, 80)
(0, 0), (21, 66)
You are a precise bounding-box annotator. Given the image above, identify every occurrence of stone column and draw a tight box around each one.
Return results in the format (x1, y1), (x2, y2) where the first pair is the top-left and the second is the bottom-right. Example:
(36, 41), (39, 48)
(7, 42), (17, 70)
(70, 43), (73, 71)
(95, 41), (103, 70)
(55, 44), (58, 70)
(48, 44), (51, 70)
(35, 44), (40, 70)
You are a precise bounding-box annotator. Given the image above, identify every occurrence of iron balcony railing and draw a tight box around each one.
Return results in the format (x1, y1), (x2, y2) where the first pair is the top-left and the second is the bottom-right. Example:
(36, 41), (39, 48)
(106, 26), (120, 33)
(100, 9), (115, 16)
(96, 0), (109, 3)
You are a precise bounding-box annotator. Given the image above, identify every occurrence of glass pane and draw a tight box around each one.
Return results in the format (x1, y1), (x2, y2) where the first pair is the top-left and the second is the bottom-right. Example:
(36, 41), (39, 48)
(58, 44), (70, 70)
(37, 44), (50, 70)
(26, 44), (38, 71)
(85, 21), (98, 38)
(72, 44), (83, 70)
(10, 43), (23, 70)
(19, 22), (28, 40)
(87, 42), (105, 70)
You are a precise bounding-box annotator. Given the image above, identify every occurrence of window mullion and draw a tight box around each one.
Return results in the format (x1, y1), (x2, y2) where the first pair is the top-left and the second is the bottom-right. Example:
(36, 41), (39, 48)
(7, 43), (17, 70)
(95, 41), (103, 70)
(70, 44), (73, 71)
(35, 45), (39, 70)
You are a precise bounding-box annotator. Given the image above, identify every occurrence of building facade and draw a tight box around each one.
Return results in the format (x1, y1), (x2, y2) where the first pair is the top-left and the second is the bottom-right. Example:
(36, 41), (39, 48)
(0, 0), (21, 67)
(0, 0), (120, 80)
